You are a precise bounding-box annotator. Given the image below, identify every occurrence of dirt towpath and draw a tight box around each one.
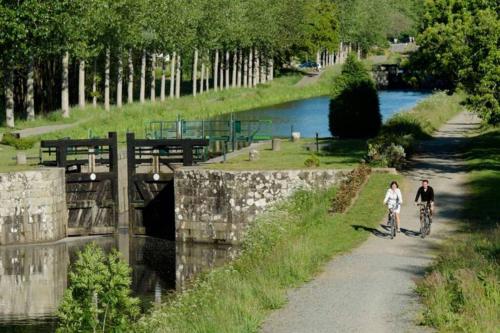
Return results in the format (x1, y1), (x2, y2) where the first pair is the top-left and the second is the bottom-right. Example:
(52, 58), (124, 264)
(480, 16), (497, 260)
(261, 111), (480, 333)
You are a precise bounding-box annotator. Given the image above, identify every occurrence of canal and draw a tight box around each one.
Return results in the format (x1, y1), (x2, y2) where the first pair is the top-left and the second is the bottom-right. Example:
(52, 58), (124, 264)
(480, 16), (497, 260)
(230, 90), (431, 137)
(0, 90), (430, 332)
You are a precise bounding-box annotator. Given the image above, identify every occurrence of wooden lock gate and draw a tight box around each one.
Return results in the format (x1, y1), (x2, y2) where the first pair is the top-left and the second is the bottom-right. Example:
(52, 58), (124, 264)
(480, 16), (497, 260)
(40, 132), (119, 236)
(126, 133), (209, 239)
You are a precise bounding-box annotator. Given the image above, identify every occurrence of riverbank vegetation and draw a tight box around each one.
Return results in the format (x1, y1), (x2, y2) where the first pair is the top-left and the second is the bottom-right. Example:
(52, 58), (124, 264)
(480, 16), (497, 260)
(133, 172), (401, 332)
(408, 0), (499, 125)
(416, 128), (500, 332)
(367, 92), (465, 167)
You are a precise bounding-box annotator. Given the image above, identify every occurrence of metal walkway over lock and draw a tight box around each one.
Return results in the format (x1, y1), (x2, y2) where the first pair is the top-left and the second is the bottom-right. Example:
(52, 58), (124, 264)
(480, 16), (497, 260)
(144, 117), (273, 154)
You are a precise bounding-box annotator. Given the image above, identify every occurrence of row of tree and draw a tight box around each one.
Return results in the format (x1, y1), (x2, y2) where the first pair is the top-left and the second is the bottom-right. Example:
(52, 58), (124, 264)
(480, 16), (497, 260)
(410, 0), (499, 124)
(0, 0), (421, 128)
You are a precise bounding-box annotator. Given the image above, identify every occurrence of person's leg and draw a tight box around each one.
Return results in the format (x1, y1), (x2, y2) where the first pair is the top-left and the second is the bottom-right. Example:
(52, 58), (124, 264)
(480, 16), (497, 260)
(396, 213), (401, 231)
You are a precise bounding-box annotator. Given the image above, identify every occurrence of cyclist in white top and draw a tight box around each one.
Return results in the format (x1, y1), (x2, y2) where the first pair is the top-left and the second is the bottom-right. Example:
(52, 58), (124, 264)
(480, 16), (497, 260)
(383, 181), (403, 232)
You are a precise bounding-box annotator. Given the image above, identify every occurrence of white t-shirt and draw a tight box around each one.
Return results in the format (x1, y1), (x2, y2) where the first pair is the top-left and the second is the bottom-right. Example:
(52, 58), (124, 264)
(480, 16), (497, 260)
(384, 188), (403, 209)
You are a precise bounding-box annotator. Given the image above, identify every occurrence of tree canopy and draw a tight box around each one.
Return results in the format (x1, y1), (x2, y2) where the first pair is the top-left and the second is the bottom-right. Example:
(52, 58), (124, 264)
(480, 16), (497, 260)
(410, 0), (500, 124)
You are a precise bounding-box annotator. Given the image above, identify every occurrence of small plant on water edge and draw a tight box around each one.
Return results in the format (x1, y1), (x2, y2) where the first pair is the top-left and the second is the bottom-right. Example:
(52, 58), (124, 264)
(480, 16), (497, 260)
(57, 243), (140, 333)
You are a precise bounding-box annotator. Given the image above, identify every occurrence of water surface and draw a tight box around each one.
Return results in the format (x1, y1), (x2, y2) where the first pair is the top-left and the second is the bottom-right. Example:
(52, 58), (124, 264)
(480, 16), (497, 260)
(229, 91), (431, 137)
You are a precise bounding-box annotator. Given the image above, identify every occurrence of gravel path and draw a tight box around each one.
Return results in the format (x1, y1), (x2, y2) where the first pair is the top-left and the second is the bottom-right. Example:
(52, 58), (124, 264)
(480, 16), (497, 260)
(261, 112), (480, 333)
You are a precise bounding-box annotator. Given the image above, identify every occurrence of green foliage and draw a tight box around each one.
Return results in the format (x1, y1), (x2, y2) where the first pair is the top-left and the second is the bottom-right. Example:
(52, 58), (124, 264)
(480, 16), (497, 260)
(57, 243), (140, 333)
(1, 133), (36, 150)
(134, 173), (400, 332)
(304, 153), (320, 167)
(410, 0), (500, 124)
(330, 165), (371, 213)
(335, 0), (422, 52)
(366, 92), (464, 168)
(329, 55), (381, 139)
(416, 230), (500, 333)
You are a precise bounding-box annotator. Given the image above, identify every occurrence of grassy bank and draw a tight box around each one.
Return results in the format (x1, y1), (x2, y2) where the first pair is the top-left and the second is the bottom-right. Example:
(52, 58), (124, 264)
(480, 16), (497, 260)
(3, 67), (341, 140)
(134, 172), (401, 333)
(383, 91), (465, 139)
(206, 138), (365, 170)
(417, 128), (500, 332)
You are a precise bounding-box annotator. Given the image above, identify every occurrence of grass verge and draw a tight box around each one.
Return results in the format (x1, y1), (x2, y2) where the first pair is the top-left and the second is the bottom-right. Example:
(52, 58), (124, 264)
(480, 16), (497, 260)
(134, 172), (401, 333)
(416, 128), (500, 332)
(206, 138), (365, 170)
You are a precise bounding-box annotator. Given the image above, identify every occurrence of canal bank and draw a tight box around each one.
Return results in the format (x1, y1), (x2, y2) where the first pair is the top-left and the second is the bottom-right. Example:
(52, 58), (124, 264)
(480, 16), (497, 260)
(0, 91), (460, 331)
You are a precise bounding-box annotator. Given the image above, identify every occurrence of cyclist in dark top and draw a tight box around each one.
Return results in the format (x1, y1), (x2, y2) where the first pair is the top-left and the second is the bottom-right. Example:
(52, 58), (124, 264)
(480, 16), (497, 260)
(415, 180), (435, 219)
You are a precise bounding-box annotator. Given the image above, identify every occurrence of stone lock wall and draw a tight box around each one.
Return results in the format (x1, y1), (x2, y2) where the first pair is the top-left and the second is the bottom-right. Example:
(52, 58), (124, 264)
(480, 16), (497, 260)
(174, 168), (349, 244)
(0, 168), (67, 245)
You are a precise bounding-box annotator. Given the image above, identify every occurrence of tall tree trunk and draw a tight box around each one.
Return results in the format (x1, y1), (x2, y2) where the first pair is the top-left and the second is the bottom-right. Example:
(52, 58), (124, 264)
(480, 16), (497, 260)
(254, 48), (259, 86)
(219, 51), (224, 90)
(237, 49), (242, 87)
(268, 58), (274, 81)
(213, 49), (219, 92)
(128, 49), (134, 103)
(243, 51), (248, 87)
(117, 53), (123, 108)
(248, 49), (253, 87)
(61, 51), (70, 117)
(175, 54), (181, 98)
(205, 64), (209, 92)
(160, 55), (166, 101)
(225, 50), (230, 89)
(150, 52), (156, 101)
(316, 50), (321, 67)
(192, 48), (198, 96)
(27, 57), (35, 120)
(170, 52), (176, 98)
(200, 61), (205, 94)
(92, 60), (97, 107)
(232, 50), (237, 88)
(78, 59), (85, 109)
(260, 54), (266, 84)
(5, 71), (14, 128)
(140, 49), (146, 103)
(104, 48), (110, 111)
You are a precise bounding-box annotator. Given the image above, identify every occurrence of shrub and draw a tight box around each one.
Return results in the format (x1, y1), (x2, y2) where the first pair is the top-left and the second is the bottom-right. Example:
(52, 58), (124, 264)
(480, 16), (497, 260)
(329, 79), (382, 139)
(304, 154), (320, 167)
(1, 133), (36, 150)
(57, 243), (140, 333)
(367, 134), (410, 168)
(329, 55), (381, 139)
(330, 165), (371, 213)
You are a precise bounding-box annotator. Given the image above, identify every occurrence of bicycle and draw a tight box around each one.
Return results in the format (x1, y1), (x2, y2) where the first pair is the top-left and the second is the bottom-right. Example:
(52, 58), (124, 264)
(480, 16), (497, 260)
(417, 203), (432, 238)
(387, 207), (397, 239)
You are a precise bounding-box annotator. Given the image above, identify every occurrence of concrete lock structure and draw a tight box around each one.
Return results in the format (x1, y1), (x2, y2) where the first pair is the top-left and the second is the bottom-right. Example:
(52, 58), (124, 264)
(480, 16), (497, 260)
(0, 168), (67, 245)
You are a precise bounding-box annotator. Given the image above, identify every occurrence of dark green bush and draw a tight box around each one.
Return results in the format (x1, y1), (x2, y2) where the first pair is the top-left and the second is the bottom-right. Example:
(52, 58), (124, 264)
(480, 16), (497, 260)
(1, 133), (36, 150)
(329, 54), (382, 139)
(329, 79), (382, 139)
(330, 165), (371, 213)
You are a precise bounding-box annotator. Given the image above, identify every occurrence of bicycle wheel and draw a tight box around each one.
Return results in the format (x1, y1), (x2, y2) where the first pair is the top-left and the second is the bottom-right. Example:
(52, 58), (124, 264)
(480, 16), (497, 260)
(420, 214), (426, 239)
(425, 215), (431, 236)
(391, 216), (396, 239)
